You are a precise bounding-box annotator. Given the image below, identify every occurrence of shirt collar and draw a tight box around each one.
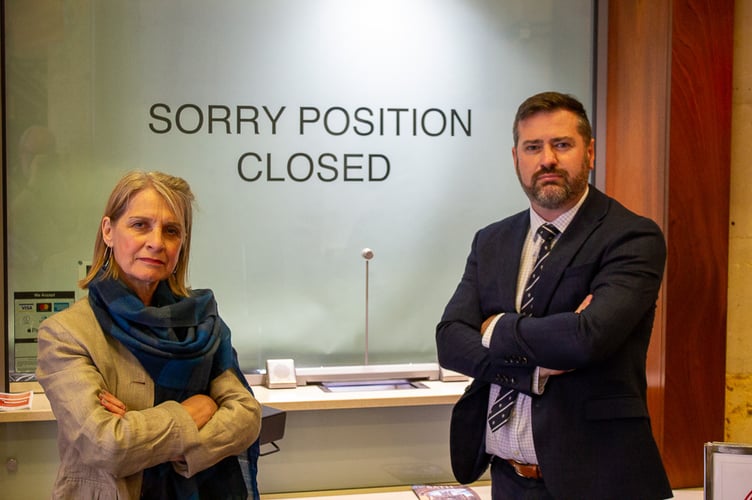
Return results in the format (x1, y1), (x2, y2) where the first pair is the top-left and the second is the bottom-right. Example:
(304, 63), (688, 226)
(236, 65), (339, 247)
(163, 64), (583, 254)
(528, 185), (589, 236)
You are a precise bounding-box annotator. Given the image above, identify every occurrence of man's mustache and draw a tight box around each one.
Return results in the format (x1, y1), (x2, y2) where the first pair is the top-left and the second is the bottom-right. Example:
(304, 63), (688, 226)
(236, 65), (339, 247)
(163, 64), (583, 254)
(533, 167), (568, 183)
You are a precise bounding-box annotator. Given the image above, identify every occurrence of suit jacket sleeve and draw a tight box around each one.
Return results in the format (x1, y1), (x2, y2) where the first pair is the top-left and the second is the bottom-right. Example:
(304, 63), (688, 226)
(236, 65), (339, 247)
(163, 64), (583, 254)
(436, 214), (535, 392)
(488, 211), (666, 372)
(436, 192), (667, 391)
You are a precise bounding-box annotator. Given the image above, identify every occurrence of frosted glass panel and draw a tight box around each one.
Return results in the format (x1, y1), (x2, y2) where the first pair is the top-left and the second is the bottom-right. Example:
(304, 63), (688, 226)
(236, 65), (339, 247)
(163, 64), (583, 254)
(4, 0), (594, 374)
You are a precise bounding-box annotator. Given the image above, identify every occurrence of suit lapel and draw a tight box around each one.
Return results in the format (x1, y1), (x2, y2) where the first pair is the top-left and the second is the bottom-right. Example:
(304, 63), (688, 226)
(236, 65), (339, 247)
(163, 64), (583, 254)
(532, 187), (609, 314)
(494, 212), (530, 311)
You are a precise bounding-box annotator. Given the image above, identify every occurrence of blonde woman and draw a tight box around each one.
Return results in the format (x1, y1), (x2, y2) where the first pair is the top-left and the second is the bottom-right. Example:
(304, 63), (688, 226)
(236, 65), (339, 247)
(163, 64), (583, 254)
(37, 171), (261, 499)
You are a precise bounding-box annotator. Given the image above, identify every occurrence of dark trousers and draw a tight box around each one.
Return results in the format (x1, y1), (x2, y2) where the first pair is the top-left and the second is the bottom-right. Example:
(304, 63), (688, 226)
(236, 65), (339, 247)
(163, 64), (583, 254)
(490, 457), (554, 500)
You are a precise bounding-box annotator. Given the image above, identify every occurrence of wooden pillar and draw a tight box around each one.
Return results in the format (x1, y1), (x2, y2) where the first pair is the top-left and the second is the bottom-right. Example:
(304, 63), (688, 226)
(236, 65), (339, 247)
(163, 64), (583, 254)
(604, 0), (732, 487)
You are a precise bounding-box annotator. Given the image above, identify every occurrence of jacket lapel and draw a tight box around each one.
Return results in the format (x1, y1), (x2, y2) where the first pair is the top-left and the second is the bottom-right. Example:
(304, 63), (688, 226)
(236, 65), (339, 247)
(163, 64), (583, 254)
(532, 187), (609, 314)
(494, 212), (530, 311)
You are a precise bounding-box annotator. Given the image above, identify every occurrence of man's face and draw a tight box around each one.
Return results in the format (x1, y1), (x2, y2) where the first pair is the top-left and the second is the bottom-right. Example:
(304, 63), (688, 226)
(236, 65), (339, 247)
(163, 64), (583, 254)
(512, 109), (594, 217)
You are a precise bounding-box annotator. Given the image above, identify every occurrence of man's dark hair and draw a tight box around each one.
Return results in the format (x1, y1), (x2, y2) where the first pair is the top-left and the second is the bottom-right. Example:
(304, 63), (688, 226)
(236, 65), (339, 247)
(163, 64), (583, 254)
(513, 91), (593, 147)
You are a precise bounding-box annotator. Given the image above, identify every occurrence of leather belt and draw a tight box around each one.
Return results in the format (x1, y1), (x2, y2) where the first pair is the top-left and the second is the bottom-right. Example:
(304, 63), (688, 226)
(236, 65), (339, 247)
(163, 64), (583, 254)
(506, 459), (543, 480)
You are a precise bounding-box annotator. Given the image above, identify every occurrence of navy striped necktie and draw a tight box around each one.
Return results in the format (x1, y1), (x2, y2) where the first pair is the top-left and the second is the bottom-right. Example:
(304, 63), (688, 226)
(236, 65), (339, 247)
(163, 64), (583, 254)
(520, 223), (560, 316)
(488, 223), (560, 432)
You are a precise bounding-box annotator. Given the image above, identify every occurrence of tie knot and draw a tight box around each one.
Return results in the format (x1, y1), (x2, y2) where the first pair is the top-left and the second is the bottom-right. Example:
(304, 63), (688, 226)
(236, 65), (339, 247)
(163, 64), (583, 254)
(536, 223), (559, 243)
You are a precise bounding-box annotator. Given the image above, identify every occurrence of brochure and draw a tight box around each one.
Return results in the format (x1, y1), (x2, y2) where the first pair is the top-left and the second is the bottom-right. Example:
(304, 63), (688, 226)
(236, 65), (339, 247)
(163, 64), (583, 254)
(412, 485), (482, 500)
(0, 390), (33, 411)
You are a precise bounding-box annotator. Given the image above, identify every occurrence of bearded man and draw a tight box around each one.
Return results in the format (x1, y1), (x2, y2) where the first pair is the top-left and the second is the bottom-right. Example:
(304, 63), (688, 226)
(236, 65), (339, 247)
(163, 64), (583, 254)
(436, 91), (672, 500)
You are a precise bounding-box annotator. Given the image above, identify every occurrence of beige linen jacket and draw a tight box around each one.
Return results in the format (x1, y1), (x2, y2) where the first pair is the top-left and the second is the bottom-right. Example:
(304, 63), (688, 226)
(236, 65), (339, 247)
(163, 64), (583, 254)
(36, 298), (261, 500)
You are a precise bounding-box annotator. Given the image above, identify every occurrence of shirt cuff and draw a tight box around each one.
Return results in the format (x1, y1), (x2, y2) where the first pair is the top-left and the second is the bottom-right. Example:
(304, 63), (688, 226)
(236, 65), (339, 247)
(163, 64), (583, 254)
(532, 367), (547, 395)
(481, 313), (504, 348)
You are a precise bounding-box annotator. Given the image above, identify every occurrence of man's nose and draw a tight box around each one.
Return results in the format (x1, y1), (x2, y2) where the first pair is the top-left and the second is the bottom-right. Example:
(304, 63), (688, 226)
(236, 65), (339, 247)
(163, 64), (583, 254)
(541, 144), (558, 166)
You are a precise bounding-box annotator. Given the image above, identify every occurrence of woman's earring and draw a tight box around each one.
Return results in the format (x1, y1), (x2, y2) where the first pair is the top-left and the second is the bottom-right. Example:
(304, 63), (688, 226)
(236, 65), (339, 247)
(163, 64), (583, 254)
(103, 246), (112, 270)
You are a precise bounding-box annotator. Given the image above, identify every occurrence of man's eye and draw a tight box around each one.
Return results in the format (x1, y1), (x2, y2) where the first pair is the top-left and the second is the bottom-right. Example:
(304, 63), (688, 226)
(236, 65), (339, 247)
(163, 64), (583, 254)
(555, 142), (572, 150)
(525, 145), (541, 152)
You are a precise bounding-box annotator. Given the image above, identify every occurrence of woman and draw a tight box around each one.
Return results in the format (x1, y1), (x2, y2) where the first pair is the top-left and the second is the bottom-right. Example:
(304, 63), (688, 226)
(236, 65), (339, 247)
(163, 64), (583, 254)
(36, 171), (261, 499)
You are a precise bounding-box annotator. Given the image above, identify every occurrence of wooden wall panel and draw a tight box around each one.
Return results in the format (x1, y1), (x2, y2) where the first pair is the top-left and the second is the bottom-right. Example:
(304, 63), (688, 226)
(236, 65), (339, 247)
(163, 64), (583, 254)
(605, 0), (672, 450)
(663, 0), (732, 487)
(604, 0), (732, 487)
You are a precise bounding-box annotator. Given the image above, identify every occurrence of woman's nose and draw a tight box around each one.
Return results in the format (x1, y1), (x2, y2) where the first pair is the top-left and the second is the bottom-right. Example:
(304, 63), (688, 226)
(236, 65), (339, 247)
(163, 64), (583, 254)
(146, 228), (165, 249)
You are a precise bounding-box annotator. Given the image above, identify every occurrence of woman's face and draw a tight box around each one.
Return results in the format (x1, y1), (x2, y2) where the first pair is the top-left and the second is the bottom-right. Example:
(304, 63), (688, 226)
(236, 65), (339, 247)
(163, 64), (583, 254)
(102, 187), (183, 304)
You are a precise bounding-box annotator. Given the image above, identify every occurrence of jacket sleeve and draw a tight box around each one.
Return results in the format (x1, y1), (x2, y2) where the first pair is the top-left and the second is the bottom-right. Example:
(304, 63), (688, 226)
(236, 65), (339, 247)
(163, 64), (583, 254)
(177, 369), (261, 477)
(436, 230), (534, 390)
(488, 216), (666, 370)
(36, 309), (201, 478)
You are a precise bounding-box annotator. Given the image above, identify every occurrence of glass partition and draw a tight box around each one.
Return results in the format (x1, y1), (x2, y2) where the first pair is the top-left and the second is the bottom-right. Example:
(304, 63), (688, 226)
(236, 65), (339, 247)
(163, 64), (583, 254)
(3, 0), (594, 380)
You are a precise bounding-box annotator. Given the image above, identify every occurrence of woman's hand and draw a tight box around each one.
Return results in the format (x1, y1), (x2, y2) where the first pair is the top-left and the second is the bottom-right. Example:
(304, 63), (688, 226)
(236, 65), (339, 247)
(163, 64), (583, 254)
(99, 390), (218, 430)
(99, 391), (127, 417)
(181, 394), (218, 430)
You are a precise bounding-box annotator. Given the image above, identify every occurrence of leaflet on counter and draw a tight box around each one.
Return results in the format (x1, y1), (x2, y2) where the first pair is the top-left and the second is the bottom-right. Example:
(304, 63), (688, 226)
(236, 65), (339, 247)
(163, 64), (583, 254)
(0, 390), (33, 411)
(412, 485), (481, 500)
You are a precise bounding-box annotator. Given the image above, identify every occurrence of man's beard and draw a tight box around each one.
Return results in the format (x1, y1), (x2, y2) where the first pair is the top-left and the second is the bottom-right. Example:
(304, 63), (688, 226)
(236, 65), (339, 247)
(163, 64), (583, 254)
(516, 157), (591, 210)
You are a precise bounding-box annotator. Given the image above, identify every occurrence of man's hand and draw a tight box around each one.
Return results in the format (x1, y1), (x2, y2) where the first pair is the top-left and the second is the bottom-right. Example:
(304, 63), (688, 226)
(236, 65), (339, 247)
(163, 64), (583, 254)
(480, 315), (496, 335)
(576, 294), (593, 314)
(481, 293), (591, 335)
(539, 367), (570, 377)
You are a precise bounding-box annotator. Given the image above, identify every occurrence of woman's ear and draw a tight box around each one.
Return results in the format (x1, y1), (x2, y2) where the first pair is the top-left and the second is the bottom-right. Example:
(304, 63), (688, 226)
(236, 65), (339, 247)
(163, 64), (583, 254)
(101, 217), (113, 247)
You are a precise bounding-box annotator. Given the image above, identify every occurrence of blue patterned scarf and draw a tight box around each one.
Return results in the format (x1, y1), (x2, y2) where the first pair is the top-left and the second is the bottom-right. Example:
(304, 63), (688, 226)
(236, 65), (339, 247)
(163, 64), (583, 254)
(88, 275), (260, 499)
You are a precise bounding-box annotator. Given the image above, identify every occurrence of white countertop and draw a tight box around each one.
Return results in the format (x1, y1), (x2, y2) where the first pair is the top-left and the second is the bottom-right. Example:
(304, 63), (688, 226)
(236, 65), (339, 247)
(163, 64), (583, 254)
(0, 379), (469, 423)
(254, 380), (468, 411)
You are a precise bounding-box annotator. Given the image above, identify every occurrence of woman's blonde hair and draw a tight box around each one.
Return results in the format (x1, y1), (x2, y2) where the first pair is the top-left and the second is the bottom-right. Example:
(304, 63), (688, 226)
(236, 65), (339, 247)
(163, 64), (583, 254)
(79, 171), (195, 297)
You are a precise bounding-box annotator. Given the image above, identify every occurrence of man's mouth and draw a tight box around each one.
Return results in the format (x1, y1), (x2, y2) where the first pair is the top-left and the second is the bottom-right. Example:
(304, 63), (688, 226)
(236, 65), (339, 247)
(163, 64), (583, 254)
(536, 173), (563, 184)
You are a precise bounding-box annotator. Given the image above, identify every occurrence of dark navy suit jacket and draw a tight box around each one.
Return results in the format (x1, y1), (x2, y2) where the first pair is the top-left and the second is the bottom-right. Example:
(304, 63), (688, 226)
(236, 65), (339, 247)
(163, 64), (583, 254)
(436, 187), (672, 499)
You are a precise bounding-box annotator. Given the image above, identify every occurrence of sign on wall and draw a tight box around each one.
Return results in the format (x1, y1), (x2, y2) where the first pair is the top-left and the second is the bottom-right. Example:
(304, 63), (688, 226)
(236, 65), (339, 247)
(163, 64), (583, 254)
(12, 291), (74, 376)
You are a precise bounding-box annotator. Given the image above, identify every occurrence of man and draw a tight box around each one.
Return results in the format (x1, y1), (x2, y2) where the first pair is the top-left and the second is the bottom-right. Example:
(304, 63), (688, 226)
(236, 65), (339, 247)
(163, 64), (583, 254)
(436, 92), (672, 499)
